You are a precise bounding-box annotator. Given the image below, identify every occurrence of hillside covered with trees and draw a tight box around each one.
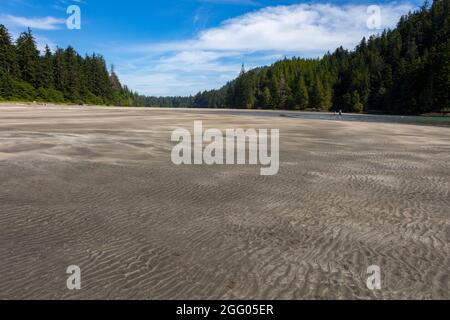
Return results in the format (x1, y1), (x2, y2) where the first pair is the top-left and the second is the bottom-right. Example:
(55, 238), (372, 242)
(0, 24), (194, 107)
(0, 27), (133, 106)
(0, 0), (448, 114)
(193, 0), (449, 114)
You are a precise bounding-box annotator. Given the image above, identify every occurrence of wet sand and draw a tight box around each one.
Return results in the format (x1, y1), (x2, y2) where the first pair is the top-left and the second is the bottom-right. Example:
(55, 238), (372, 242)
(0, 104), (449, 299)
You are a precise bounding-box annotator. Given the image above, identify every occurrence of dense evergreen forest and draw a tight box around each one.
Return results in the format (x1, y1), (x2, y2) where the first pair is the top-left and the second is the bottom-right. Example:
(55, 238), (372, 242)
(0, 25), (137, 106)
(0, 24), (193, 107)
(0, 0), (448, 114)
(194, 0), (449, 114)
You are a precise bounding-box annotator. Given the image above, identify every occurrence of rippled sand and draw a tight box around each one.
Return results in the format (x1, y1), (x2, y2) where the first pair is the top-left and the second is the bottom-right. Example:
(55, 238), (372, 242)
(0, 105), (449, 300)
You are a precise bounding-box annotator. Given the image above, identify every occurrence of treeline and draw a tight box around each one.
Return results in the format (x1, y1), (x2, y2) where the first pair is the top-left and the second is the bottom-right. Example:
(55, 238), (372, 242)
(0, 24), (198, 108)
(193, 0), (449, 114)
(0, 25), (141, 105)
(131, 95), (195, 108)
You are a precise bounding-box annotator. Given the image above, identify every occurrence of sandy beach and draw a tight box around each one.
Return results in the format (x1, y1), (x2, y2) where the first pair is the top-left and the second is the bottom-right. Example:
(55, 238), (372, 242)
(0, 104), (448, 299)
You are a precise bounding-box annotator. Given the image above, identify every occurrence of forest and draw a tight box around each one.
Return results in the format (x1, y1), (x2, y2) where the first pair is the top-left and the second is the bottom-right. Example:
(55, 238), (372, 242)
(0, 0), (448, 114)
(0, 25), (142, 106)
(193, 0), (449, 114)
(0, 23), (192, 107)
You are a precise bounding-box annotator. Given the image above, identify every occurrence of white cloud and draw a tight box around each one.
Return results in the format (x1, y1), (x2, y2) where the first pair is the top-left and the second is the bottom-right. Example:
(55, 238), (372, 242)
(0, 14), (66, 30)
(118, 53), (243, 96)
(116, 2), (417, 96)
(133, 3), (414, 55)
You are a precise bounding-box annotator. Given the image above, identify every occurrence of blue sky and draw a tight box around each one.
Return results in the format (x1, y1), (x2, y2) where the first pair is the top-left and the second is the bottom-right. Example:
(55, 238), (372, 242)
(0, 0), (422, 96)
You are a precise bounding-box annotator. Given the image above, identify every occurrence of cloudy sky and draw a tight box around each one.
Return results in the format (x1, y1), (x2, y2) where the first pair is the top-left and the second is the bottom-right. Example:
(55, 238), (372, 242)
(0, 0), (422, 96)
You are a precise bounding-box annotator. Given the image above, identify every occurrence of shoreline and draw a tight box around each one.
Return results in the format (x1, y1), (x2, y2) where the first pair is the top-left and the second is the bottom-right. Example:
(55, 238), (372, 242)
(1, 101), (449, 118)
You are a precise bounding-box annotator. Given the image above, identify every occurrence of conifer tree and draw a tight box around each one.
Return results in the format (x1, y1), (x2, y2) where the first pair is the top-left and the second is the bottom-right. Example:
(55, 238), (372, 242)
(16, 28), (40, 87)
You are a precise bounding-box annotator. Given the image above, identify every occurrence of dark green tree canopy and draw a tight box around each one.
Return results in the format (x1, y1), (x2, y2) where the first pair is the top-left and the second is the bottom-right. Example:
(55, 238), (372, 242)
(0, 25), (135, 105)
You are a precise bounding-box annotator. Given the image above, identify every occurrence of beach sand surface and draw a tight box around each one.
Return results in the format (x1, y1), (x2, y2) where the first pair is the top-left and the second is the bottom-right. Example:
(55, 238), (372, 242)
(0, 105), (449, 299)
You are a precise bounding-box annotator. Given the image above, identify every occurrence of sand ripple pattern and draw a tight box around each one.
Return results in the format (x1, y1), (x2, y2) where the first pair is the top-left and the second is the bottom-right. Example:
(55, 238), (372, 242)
(0, 106), (449, 299)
